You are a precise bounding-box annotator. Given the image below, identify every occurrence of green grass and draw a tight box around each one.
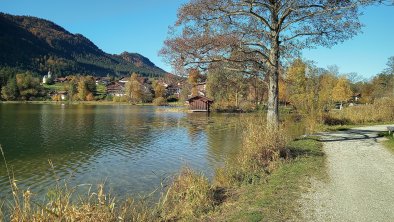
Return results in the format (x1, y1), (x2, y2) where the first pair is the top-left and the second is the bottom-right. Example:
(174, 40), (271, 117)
(206, 137), (326, 221)
(379, 132), (394, 152)
(42, 83), (67, 91)
(96, 84), (107, 94)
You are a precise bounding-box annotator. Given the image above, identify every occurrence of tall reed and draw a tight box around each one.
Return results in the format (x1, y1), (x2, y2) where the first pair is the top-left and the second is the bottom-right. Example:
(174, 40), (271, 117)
(215, 117), (290, 186)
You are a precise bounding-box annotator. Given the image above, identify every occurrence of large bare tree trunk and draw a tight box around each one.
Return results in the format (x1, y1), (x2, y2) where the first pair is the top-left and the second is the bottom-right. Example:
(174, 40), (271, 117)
(267, 63), (279, 128)
(267, 11), (280, 129)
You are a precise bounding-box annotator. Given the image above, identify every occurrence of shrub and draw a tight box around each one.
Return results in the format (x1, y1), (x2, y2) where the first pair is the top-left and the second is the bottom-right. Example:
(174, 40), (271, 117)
(112, 96), (128, 103)
(152, 97), (168, 106)
(166, 95), (179, 103)
(86, 93), (95, 101)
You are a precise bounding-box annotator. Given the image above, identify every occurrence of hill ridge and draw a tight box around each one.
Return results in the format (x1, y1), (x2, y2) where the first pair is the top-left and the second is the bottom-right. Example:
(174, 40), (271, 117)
(0, 12), (166, 77)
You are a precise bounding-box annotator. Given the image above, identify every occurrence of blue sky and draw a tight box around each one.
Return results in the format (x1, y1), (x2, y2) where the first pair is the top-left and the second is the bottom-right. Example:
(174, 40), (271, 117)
(0, 0), (393, 79)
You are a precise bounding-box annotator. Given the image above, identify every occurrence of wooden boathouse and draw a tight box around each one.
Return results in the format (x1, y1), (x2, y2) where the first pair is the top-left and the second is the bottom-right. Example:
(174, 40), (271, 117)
(187, 96), (214, 112)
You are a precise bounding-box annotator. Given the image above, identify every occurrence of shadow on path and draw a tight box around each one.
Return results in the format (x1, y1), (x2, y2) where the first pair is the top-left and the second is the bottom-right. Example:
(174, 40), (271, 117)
(315, 129), (386, 143)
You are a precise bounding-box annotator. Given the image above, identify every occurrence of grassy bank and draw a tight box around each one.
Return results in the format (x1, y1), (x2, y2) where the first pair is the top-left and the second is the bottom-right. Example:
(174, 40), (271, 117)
(205, 137), (326, 221)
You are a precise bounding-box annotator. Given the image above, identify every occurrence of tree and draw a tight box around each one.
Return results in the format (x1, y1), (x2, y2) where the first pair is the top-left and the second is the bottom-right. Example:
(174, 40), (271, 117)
(371, 73), (394, 99)
(1, 77), (18, 101)
(384, 56), (394, 74)
(286, 59), (320, 115)
(278, 77), (287, 104)
(15, 73), (40, 100)
(206, 64), (248, 107)
(67, 77), (77, 101)
(77, 79), (88, 101)
(152, 80), (166, 98)
(125, 73), (142, 102)
(332, 76), (353, 109)
(161, 0), (385, 128)
(318, 72), (338, 110)
(188, 69), (200, 97)
(76, 76), (96, 101)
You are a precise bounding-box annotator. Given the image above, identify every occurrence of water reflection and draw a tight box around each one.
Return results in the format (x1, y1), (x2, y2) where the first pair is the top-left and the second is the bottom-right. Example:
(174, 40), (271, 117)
(0, 104), (246, 201)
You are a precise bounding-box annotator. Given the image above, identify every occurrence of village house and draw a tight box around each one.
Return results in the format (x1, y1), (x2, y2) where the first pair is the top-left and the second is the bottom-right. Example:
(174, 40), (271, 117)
(166, 83), (181, 98)
(106, 82), (125, 97)
(119, 77), (129, 84)
(95, 77), (111, 85)
(57, 91), (68, 101)
(54, 77), (68, 83)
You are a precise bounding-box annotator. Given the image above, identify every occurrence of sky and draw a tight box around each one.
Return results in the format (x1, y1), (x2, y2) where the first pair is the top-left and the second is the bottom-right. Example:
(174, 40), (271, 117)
(0, 0), (393, 79)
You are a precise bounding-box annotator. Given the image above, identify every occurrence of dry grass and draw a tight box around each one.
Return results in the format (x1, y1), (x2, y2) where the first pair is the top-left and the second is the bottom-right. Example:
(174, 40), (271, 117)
(215, 117), (290, 187)
(326, 97), (394, 125)
(0, 146), (154, 222)
(7, 183), (154, 222)
(158, 167), (215, 221)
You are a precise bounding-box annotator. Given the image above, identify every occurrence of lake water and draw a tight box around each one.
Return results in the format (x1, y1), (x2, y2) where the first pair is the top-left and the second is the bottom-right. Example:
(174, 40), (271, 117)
(0, 103), (245, 201)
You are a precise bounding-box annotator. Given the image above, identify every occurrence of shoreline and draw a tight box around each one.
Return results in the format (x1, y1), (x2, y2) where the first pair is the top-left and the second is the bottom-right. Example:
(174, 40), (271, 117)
(0, 100), (185, 107)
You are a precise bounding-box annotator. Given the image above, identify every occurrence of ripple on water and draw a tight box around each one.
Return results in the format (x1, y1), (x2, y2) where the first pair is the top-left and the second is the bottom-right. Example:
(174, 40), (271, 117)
(0, 104), (243, 200)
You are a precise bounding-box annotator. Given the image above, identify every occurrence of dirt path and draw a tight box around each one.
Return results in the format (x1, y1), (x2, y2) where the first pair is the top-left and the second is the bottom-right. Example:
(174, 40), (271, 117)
(301, 125), (394, 222)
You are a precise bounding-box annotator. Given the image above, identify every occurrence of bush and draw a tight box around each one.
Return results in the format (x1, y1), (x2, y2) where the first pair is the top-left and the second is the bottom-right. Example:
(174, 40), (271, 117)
(166, 95), (179, 103)
(112, 96), (128, 103)
(152, 97), (168, 106)
(323, 114), (351, 126)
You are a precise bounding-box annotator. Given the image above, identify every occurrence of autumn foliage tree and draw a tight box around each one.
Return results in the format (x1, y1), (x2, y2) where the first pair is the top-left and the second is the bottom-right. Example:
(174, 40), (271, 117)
(1, 77), (18, 100)
(125, 73), (142, 102)
(15, 73), (41, 100)
(332, 77), (353, 109)
(152, 80), (166, 98)
(77, 76), (96, 101)
(188, 69), (200, 97)
(161, 0), (384, 128)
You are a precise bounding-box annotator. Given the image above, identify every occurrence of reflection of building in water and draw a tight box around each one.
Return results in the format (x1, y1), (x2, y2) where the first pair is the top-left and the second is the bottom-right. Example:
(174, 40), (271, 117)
(185, 112), (210, 142)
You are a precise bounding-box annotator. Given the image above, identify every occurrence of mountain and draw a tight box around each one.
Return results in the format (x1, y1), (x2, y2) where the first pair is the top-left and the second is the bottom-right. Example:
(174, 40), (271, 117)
(0, 13), (166, 77)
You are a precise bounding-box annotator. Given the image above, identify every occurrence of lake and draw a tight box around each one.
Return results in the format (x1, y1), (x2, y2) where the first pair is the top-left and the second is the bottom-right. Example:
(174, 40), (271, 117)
(0, 103), (245, 201)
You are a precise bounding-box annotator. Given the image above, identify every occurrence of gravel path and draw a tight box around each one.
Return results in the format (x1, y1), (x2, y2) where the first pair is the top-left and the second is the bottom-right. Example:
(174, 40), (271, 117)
(301, 125), (394, 222)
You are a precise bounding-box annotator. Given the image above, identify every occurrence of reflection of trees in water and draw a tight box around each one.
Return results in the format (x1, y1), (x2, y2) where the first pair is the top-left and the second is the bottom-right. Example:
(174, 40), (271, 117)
(91, 105), (156, 152)
(205, 114), (244, 166)
(0, 104), (102, 201)
(183, 113), (245, 165)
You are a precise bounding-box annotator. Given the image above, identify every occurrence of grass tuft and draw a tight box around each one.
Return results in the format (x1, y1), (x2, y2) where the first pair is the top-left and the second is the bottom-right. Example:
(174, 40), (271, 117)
(158, 167), (215, 221)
